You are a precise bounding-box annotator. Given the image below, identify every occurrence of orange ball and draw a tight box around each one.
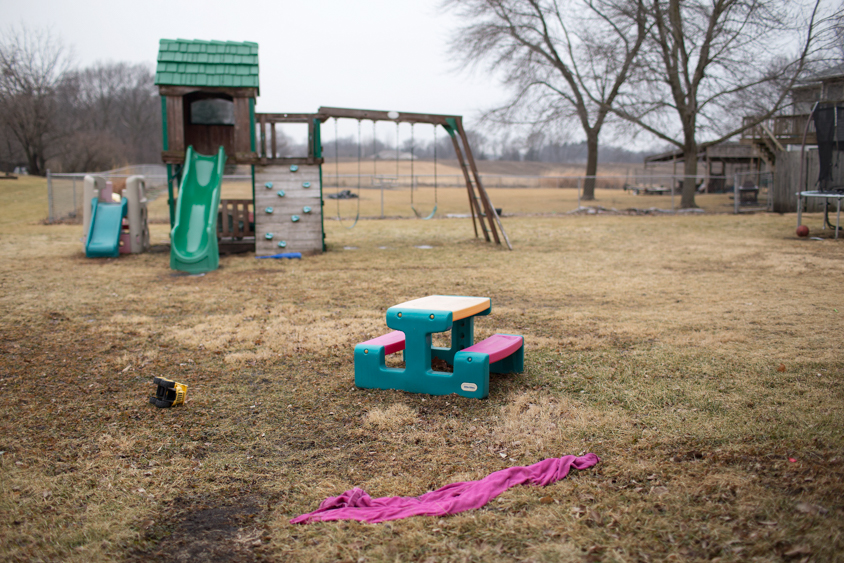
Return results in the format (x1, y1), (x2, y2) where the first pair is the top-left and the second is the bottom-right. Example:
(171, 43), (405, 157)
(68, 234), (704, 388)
(796, 225), (809, 237)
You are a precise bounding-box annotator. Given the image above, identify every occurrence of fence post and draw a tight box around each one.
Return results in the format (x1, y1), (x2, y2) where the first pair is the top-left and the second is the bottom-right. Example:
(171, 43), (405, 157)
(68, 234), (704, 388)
(796, 191), (802, 227)
(577, 178), (582, 209)
(72, 177), (77, 216)
(671, 177), (675, 212)
(47, 169), (53, 222)
(734, 173), (740, 214)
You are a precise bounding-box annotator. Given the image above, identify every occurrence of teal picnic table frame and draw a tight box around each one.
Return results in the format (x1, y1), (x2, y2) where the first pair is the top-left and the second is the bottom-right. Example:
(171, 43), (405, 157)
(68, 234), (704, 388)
(355, 296), (522, 399)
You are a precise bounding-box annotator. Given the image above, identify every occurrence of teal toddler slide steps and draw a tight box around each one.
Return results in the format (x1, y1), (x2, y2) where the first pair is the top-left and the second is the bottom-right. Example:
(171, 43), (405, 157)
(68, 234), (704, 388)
(170, 146), (226, 274)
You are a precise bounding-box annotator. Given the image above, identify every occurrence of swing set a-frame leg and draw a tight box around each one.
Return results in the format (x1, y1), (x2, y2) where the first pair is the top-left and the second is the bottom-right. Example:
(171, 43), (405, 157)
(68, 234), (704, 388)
(449, 134), (486, 241)
(456, 119), (512, 250)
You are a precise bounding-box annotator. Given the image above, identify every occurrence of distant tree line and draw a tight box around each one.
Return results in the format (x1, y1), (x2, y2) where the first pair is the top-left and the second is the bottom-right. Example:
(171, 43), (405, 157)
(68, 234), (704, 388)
(0, 26), (160, 175)
(311, 129), (649, 163)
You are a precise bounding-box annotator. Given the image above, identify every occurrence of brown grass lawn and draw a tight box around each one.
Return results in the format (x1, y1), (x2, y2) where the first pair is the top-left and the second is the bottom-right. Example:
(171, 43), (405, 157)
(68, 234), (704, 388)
(1, 175), (843, 562)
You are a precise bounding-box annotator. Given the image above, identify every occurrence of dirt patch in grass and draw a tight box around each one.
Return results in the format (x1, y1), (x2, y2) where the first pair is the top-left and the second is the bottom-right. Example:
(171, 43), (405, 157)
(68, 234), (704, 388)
(130, 494), (264, 563)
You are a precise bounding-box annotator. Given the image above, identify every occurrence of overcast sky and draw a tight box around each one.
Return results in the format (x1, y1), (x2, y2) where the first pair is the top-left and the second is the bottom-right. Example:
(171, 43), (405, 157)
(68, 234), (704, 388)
(5, 0), (518, 145)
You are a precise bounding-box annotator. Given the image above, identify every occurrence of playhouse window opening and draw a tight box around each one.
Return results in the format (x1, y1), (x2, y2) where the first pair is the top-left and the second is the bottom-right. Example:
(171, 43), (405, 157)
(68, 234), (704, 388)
(262, 123), (310, 158)
(190, 98), (235, 126)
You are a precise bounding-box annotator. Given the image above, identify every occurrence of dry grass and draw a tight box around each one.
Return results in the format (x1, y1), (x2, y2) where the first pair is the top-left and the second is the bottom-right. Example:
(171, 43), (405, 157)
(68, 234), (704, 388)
(1, 176), (843, 562)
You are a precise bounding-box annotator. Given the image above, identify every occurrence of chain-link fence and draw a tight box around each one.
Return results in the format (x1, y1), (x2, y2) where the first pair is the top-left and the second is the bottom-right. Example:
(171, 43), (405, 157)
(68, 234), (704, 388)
(46, 165), (169, 223)
(321, 173), (739, 218)
(46, 166), (255, 224)
(46, 167), (758, 223)
(732, 170), (773, 213)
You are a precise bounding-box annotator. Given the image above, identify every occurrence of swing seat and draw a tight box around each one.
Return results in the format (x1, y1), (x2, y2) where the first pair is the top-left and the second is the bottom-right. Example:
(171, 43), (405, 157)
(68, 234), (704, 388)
(412, 204), (437, 220)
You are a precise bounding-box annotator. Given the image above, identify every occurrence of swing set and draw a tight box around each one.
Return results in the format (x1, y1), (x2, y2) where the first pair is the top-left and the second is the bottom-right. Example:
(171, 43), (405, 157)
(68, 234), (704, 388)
(317, 107), (511, 250)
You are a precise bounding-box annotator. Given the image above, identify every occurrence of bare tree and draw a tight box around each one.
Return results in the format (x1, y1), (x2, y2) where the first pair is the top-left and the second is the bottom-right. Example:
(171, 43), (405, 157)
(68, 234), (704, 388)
(444, 0), (648, 200)
(58, 62), (161, 170)
(0, 26), (71, 175)
(610, 0), (823, 208)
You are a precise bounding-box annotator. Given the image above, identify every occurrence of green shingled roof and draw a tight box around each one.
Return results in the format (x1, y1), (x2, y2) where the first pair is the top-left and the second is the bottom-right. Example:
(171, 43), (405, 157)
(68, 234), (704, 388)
(155, 39), (259, 91)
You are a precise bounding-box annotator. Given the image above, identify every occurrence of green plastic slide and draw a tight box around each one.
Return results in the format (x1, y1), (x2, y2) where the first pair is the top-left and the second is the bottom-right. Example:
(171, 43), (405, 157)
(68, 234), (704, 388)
(170, 146), (226, 274)
(85, 198), (128, 258)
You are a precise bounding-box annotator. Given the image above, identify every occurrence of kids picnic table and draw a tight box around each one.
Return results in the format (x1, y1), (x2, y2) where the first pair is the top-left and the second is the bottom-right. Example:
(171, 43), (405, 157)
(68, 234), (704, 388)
(354, 295), (524, 399)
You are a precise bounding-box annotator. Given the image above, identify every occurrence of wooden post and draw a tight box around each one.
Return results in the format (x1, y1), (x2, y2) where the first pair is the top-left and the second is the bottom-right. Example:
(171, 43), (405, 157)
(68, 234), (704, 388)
(260, 114), (267, 165)
(456, 118), (511, 249)
(449, 133), (484, 241)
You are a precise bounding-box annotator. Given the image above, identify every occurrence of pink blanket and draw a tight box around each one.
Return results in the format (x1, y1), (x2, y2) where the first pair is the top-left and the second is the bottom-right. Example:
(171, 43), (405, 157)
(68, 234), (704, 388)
(291, 453), (599, 524)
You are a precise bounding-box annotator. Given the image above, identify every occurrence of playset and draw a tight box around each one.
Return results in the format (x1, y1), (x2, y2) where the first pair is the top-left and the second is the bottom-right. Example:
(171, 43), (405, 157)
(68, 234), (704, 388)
(354, 295), (524, 399)
(152, 39), (510, 273)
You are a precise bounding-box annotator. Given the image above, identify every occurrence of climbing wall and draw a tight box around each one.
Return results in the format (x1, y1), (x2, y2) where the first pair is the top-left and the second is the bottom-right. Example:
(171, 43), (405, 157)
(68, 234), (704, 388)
(253, 164), (323, 256)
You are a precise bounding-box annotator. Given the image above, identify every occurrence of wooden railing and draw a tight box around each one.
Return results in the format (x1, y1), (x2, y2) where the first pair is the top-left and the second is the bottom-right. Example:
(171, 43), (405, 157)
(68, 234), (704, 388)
(218, 199), (254, 239)
(741, 114), (816, 144)
(254, 113), (323, 165)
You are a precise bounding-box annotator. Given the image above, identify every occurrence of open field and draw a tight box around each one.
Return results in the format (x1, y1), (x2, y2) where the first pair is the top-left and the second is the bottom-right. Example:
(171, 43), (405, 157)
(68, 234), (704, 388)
(2, 176), (843, 562)
(153, 184), (735, 226)
(163, 159), (726, 226)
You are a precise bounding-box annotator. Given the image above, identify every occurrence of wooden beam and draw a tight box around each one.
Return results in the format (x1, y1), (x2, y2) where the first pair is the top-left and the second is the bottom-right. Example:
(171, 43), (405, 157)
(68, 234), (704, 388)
(158, 85), (258, 98)
(449, 133), (487, 242)
(255, 112), (321, 123)
(308, 119), (315, 159)
(164, 151), (275, 166)
(233, 98), (252, 155)
(161, 150), (186, 164)
(165, 97), (184, 152)
(317, 106), (460, 125)
(456, 117), (511, 249)
(260, 114), (267, 165)
(235, 156), (324, 166)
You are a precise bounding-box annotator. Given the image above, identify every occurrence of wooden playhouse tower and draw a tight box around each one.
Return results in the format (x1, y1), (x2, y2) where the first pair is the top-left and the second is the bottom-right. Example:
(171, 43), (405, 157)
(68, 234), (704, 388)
(155, 39), (326, 256)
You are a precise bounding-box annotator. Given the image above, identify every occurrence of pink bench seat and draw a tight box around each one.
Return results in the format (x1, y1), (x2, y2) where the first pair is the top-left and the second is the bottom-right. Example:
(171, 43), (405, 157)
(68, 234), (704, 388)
(360, 331), (406, 355)
(462, 334), (523, 364)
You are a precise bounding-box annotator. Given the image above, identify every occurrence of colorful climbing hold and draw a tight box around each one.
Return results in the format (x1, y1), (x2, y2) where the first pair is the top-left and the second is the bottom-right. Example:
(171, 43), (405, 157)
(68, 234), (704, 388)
(290, 165), (299, 172)
(291, 215), (300, 222)
(265, 233), (274, 240)
(265, 207), (274, 214)
(278, 241), (287, 248)
(302, 182), (311, 188)
(277, 190), (285, 197)
(303, 206), (311, 213)
(264, 182), (273, 189)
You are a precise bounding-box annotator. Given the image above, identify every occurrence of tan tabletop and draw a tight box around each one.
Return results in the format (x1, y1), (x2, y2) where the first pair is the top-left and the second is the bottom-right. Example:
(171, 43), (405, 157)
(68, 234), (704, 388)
(389, 295), (490, 321)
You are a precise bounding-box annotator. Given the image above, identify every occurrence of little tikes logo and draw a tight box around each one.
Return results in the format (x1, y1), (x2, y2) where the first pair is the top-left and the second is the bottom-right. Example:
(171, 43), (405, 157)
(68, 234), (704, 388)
(461, 383), (477, 392)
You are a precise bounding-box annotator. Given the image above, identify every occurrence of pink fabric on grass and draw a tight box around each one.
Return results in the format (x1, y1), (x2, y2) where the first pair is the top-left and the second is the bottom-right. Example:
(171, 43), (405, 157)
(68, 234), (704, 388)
(291, 453), (599, 524)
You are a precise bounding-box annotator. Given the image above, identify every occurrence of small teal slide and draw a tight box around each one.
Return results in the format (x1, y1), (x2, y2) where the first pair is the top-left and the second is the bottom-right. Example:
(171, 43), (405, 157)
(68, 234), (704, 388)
(85, 198), (127, 258)
(170, 146), (226, 274)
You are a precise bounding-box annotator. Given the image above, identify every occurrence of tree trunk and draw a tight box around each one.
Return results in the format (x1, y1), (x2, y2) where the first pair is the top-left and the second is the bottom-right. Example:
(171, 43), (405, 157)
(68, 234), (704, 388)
(582, 133), (599, 201)
(25, 149), (42, 177)
(680, 144), (698, 208)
